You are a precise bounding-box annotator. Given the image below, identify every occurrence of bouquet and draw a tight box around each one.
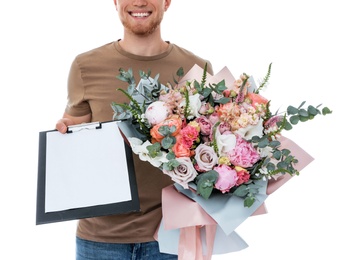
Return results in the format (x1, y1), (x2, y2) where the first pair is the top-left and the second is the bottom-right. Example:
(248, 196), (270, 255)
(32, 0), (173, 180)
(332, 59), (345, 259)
(111, 63), (331, 207)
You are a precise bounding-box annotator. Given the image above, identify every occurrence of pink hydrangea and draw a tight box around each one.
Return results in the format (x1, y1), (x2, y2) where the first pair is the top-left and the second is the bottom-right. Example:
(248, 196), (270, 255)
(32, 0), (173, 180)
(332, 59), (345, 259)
(228, 135), (260, 168)
(214, 164), (238, 193)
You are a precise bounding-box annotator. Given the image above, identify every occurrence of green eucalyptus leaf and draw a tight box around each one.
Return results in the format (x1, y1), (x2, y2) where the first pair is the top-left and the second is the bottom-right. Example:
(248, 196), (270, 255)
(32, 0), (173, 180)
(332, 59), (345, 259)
(216, 97), (231, 104)
(273, 150), (282, 160)
(266, 162), (276, 172)
(176, 67), (184, 77)
(194, 80), (202, 92)
(233, 185), (249, 197)
(258, 138), (269, 148)
(281, 149), (291, 156)
(322, 107), (332, 115)
(158, 125), (172, 136)
(169, 125), (177, 134)
(161, 136), (175, 149)
(298, 109), (309, 117)
(146, 142), (161, 157)
(284, 120), (293, 130)
(298, 101), (306, 109)
(287, 106), (299, 115)
(202, 88), (212, 98)
(299, 115), (309, 122)
(269, 140), (281, 148)
(289, 115), (300, 125)
(214, 80), (227, 93)
(251, 136), (261, 143)
(166, 151), (176, 160)
(244, 196), (255, 208)
(163, 159), (180, 171)
(277, 161), (288, 169)
(197, 171), (219, 199)
(308, 105), (319, 116)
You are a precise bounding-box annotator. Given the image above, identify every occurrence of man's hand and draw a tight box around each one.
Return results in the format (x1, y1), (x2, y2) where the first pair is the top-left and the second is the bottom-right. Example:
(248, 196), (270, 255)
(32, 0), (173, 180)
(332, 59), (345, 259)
(56, 113), (92, 134)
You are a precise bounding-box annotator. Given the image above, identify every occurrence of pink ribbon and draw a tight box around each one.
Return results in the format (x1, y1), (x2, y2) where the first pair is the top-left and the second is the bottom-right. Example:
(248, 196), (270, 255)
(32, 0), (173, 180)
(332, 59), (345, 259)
(161, 185), (217, 260)
(178, 225), (216, 260)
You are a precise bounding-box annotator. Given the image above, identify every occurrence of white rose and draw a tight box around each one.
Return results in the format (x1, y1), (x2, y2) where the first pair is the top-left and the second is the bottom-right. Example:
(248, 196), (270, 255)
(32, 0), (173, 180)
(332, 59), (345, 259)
(194, 144), (218, 172)
(236, 118), (264, 140)
(215, 130), (237, 156)
(180, 93), (201, 120)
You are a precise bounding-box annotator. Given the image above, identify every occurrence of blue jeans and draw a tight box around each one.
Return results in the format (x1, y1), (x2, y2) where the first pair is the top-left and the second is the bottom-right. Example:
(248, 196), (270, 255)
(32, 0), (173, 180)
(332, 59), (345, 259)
(76, 237), (178, 260)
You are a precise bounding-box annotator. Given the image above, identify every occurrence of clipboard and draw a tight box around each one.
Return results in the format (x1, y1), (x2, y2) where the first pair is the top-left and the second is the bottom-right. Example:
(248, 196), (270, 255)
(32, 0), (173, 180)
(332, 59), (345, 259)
(36, 120), (140, 225)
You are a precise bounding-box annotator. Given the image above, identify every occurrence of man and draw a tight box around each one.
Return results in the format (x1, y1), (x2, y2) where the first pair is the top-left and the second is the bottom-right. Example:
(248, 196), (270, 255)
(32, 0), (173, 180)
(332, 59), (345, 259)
(56, 0), (213, 259)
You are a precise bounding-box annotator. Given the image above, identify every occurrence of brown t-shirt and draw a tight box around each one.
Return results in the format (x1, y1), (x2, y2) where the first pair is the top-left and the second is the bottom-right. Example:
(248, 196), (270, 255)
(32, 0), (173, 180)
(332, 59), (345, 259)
(65, 40), (213, 243)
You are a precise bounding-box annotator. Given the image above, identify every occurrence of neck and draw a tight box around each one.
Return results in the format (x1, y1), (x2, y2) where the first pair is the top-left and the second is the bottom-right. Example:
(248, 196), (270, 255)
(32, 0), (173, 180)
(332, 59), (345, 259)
(119, 30), (169, 56)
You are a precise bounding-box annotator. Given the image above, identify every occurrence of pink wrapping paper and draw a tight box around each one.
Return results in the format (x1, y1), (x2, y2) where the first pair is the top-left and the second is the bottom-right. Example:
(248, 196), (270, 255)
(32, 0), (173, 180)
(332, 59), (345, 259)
(252, 136), (314, 216)
(155, 133), (315, 259)
(266, 136), (314, 195)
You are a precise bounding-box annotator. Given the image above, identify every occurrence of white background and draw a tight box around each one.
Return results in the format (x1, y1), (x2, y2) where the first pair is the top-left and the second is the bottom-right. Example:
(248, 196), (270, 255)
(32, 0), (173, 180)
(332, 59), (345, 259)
(0, 0), (356, 259)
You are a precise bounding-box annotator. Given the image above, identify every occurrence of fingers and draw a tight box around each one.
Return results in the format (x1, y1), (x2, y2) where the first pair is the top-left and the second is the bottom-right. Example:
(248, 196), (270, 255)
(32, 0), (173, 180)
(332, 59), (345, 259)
(56, 118), (74, 134)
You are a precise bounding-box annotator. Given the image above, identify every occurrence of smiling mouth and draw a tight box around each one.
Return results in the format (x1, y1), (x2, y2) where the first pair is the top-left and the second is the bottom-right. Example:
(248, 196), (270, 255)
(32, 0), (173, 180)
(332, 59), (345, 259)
(129, 12), (151, 18)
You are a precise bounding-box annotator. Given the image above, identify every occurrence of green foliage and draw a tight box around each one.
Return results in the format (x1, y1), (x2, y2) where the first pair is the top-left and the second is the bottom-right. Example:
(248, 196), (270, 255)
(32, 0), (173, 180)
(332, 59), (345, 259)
(173, 67), (184, 85)
(282, 101), (333, 129)
(146, 142), (162, 158)
(183, 87), (190, 119)
(255, 63), (272, 94)
(201, 63), (208, 88)
(196, 170), (219, 199)
(251, 134), (300, 179)
(162, 159), (180, 171)
(233, 182), (262, 207)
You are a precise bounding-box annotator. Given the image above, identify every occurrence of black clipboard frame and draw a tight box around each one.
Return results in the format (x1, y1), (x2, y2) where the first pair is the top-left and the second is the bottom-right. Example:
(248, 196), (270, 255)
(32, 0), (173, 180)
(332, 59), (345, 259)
(36, 121), (140, 225)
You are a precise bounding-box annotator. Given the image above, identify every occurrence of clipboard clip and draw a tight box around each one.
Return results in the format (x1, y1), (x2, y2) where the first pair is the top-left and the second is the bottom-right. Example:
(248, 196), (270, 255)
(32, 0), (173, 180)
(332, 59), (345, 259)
(67, 122), (102, 133)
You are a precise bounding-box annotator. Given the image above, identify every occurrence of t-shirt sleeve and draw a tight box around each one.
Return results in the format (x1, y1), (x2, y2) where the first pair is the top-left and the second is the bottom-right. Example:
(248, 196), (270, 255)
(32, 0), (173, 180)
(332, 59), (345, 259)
(64, 57), (91, 116)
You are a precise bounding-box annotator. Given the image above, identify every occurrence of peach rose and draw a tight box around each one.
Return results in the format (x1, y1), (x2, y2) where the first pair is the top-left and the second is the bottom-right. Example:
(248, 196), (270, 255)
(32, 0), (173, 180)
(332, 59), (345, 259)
(172, 135), (191, 157)
(246, 92), (268, 107)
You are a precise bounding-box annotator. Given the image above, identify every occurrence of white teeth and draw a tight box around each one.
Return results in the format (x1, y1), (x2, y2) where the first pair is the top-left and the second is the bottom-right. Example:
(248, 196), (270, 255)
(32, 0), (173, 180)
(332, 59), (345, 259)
(131, 13), (150, 17)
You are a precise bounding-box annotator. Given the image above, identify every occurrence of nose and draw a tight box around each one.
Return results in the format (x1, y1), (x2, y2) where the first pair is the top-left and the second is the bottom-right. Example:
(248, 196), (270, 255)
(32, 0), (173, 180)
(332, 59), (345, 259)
(132, 0), (148, 7)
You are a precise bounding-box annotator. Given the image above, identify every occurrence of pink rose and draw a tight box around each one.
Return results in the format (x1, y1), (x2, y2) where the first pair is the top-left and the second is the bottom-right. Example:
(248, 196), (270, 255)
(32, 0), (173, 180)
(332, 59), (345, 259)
(229, 135), (260, 168)
(208, 112), (219, 125)
(214, 164), (238, 193)
(195, 116), (212, 136)
(194, 144), (218, 172)
(199, 102), (214, 115)
(163, 157), (198, 189)
(218, 122), (231, 134)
